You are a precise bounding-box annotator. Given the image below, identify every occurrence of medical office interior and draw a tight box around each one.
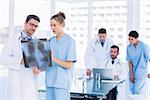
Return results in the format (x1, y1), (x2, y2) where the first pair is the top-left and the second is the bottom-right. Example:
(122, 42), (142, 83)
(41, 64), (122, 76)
(0, 0), (150, 100)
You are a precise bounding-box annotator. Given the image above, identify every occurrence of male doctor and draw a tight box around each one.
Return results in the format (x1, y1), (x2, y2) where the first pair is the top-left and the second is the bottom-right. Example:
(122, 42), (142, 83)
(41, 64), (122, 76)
(105, 45), (122, 79)
(84, 28), (113, 77)
(105, 45), (122, 100)
(0, 15), (40, 100)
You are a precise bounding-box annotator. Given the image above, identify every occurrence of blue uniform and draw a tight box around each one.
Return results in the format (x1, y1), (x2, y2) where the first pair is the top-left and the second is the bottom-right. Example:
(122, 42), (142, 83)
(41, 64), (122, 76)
(126, 41), (150, 94)
(45, 34), (76, 100)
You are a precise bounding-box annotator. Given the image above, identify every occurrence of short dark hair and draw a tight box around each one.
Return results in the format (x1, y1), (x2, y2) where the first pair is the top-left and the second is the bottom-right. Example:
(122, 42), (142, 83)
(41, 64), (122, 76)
(25, 14), (40, 23)
(128, 30), (139, 39)
(98, 28), (106, 35)
(111, 45), (119, 52)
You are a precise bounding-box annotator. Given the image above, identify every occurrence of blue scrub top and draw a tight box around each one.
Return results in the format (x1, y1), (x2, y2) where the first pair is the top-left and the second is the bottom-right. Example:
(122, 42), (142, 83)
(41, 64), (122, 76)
(126, 41), (150, 79)
(45, 34), (76, 89)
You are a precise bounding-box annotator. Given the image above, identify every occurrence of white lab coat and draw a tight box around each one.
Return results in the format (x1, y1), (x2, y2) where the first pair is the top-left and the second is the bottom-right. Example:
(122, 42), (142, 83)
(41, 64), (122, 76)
(0, 27), (39, 100)
(105, 58), (122, 78)
(105, 57), (128, 100)
(84, 37), (113, 69)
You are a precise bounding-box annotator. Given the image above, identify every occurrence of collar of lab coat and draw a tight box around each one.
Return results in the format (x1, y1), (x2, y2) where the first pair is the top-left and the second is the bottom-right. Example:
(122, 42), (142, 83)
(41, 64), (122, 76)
(105, 57), (121, 67)
(21, 30), (33, 39)
(96, 37), (106, 44)
(112, 58), (119, 63)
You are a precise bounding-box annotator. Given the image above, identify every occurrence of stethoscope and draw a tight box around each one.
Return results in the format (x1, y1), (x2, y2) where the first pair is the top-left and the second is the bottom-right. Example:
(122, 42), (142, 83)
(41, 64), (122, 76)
(105, 58), (121, 68)
(95, 40), (100, 45)
(18, 31), (26, 41)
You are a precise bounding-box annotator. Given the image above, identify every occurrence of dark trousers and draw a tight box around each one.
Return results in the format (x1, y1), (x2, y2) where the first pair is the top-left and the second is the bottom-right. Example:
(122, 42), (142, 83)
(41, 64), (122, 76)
(103, 86), (117, 100)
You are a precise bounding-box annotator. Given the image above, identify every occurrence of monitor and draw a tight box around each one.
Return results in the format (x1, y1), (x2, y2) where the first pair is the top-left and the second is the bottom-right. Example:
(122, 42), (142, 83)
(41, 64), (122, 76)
(92, 68), (114, 80)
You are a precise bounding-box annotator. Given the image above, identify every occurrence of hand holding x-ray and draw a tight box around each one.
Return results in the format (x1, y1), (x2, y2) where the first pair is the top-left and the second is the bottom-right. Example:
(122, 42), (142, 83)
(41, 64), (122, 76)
(32, 66), (40, 75)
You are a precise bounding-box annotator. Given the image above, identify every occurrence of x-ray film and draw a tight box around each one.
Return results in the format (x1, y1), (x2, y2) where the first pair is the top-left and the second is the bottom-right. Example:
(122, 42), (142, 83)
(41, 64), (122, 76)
(21, 39), (52, 69)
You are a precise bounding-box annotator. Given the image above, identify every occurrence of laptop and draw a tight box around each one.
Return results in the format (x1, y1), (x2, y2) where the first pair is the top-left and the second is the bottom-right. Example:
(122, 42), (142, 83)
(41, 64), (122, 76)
(92, 68), (114, 80)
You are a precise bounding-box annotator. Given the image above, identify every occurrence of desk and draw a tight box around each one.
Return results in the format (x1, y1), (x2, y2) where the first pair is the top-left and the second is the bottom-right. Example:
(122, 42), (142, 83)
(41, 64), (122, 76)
(38, 78), (124, 100)
(70, 78), (124, 100)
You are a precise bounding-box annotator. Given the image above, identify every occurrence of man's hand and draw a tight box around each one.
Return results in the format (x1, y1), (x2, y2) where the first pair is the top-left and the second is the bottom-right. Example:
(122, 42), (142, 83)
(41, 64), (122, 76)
(32, 67), (40, 75)
(130, 73), (135, 83)
(86, 68), (92, 77)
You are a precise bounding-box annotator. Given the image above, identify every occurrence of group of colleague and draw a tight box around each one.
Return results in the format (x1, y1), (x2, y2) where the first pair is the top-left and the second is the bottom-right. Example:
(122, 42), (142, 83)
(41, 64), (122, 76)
(0, 11), (150, 100)
(84, 28), (122, 100)
(84, 27), (150, 99)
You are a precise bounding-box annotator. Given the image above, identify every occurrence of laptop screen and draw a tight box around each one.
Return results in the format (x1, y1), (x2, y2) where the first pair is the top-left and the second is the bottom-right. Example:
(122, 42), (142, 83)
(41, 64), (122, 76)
(92, 68), (114, 80)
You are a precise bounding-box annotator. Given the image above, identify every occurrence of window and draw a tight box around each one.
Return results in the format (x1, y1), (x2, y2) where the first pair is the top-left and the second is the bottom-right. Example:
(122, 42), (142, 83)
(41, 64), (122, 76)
(0, 0), (9, 45)
(14, 0), (51, 38)
(140, 0), (150, 46)
(93, 0), (127, 61)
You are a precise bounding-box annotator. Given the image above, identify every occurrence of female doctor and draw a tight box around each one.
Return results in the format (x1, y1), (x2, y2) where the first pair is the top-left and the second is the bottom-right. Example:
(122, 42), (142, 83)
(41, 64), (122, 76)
(126, 30), (150, 94)
(45, 12), (76, 100)
(0, 15), (40, 100)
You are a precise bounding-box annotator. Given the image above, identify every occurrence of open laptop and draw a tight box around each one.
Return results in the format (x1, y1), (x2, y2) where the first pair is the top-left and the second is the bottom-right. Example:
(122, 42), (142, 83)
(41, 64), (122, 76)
(92, 68), (114, 80)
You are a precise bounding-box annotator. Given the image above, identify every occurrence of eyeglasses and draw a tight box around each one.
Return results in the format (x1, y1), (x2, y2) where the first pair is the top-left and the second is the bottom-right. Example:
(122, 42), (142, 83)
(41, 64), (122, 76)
(128, 38), (134, 41)
(28, 23), (38, 28)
